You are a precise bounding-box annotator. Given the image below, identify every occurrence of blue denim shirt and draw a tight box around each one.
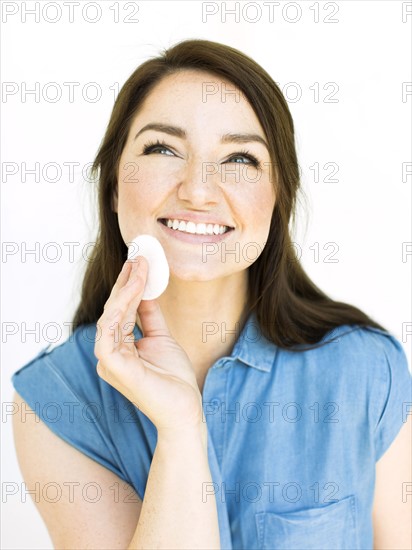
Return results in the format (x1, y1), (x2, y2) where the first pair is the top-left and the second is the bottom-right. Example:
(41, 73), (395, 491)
(11, 312), (412, 549)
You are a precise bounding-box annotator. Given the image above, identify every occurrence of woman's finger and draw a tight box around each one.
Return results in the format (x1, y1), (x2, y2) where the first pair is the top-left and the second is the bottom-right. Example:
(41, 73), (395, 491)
(103, 260), (132, 311)
(117, 259), (133, 288)
(137, 298), (171, 338)
(118, 259), (150, 346)
(96, 257), (149, 357)
(95, 308), (123, 359)
(103, 257), (146, 318)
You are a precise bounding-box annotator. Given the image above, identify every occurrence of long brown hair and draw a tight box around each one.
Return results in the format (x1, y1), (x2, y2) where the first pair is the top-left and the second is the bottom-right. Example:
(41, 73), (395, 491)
(72, 38), (387, 349)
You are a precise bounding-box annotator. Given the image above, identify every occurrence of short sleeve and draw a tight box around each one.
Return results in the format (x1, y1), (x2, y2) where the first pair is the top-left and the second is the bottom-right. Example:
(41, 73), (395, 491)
(370, 329), (412, 462)
(10, 325), (130, 484)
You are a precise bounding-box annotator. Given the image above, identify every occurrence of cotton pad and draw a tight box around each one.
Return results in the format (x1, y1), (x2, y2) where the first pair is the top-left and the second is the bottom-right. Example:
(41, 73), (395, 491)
(127, 234), (169, 300)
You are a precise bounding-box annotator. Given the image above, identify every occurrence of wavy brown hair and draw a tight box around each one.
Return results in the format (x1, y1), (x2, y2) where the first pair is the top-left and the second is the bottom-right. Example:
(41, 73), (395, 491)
(72, 38), (387, 349)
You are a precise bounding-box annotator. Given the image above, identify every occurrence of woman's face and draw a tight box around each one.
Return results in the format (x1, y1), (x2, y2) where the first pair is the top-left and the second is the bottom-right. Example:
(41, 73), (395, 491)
(115, 69), (276, 282)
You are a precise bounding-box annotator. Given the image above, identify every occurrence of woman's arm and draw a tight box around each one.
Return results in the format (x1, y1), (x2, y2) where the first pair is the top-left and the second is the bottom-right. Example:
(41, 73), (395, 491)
(13, 390), (220, 550)
(128, 424), (220, 550)
(93, 258), (222, 549)
(372, 413), (412, 549)
(12, 391), (143, 550)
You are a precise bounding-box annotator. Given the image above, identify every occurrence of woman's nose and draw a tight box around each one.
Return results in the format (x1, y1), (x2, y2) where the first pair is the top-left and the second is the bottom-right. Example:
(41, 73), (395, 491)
(176, 159), (221, 206)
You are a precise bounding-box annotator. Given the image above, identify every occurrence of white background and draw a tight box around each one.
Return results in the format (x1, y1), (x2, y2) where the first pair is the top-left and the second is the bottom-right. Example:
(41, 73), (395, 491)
(1, 1), (411, 548)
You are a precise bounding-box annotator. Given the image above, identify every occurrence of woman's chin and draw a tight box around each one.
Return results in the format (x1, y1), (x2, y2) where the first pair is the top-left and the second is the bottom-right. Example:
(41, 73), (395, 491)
(167, 265), (223, 283)
(169, 272), (216, 283)
(166, 259), (247, 284)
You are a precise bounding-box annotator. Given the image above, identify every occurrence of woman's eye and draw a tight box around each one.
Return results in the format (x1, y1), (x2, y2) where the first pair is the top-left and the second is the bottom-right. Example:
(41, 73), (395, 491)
(227, 153), (260, 168)
(142, 141), (175, 156)
(142, 141), (260, 169)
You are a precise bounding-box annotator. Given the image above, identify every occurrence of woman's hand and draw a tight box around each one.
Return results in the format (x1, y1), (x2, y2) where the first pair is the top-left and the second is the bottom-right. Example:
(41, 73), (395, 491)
(94, 257), (205, 433)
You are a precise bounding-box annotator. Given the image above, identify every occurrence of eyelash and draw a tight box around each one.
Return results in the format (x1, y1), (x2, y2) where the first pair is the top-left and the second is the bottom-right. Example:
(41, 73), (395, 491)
(142, 139), (261, 169)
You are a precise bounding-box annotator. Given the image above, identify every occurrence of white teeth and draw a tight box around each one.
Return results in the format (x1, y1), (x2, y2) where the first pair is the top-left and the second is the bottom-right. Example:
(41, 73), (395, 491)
(185, 221), (197, 234)
(163, 218), (231, 236)
(196, 223), (206, 235)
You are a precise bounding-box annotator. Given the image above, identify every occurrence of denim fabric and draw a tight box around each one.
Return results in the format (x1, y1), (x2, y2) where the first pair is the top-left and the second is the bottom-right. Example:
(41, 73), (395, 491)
(11, 312), (412, 549)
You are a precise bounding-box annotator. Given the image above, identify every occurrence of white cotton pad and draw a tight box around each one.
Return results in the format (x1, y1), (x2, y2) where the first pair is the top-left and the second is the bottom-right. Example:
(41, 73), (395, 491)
(127, 234), (169, 300)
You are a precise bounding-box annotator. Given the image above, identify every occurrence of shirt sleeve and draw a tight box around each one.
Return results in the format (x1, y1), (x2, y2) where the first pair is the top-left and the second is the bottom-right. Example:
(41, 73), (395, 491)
(10, 325), (130, 485)
(370, 329), (412, 462)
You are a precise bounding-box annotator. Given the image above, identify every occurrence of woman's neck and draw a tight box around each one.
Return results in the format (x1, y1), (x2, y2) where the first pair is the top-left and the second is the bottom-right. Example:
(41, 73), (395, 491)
(136, 271), (249, 382)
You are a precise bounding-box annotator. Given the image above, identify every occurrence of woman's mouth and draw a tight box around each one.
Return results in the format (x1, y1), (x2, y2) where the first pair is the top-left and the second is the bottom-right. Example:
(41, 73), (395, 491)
(157, 218), (234, 244)
(159, 218), (233, 235)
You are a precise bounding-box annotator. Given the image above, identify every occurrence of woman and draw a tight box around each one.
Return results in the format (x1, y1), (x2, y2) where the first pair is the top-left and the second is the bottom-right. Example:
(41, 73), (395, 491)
(12, 39), (411, 549)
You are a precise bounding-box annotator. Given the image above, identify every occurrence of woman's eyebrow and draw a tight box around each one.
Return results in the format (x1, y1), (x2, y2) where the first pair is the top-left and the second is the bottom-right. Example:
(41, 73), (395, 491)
(221, 132), (268, 151)
(134, 123), (185, 141)
(134, 123), (269, 151)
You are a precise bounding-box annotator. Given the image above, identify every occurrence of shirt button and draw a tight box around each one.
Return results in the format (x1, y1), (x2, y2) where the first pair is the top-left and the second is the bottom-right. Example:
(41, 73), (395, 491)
(211, 398), (220, 407)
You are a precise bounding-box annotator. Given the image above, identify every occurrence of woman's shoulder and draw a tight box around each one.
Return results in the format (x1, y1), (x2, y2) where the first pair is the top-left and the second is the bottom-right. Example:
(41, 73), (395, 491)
(279, 323), (411, 408)
(311, 323), (411, 389)
(11, 323), (101, 401)
(10, 322), (137, 486)
(288, 323), (411, 461)
(338, 324), (412, 460)
(312, 322), (409, 367)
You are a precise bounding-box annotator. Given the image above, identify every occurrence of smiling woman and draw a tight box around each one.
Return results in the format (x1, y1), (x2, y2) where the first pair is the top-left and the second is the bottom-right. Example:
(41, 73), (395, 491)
(113, 69), (276, 291)
(11, 39), (412, 550)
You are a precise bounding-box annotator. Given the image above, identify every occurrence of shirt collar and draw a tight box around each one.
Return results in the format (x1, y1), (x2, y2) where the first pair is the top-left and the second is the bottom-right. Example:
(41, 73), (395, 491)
(132, 310), (277, 373)
(229, 310), (277, 372)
